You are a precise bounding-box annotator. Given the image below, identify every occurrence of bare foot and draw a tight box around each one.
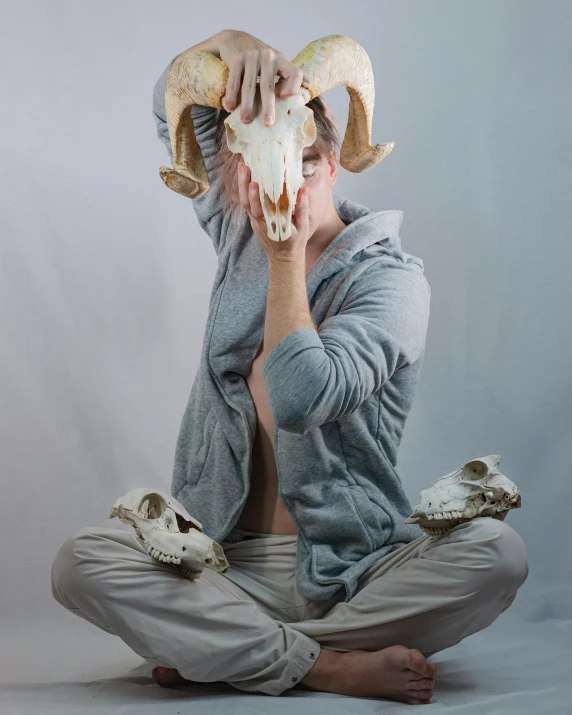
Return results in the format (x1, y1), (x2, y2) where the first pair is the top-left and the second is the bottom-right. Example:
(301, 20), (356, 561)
(301, 645), (437, 704)
(152, 665), (195, 688)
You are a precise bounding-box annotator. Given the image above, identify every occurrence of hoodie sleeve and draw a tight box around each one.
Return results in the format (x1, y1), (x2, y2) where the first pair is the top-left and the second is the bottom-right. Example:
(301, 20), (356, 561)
(152, 54), (229, 255)
(262, 260), (430, 435)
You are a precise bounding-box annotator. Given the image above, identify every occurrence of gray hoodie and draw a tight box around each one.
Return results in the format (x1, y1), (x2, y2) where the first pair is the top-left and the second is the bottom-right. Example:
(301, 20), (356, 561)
(153, 55), (430, 602)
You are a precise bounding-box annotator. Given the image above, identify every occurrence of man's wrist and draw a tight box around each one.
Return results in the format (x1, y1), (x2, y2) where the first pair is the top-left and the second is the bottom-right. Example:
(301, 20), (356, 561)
(265, 253), (314, 354)
(268, 254), (305, 272)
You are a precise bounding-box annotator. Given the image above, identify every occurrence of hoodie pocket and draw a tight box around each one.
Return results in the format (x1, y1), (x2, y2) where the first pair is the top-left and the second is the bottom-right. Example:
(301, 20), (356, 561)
(343, 484), (379, 552)
(188, 405), (218, 486)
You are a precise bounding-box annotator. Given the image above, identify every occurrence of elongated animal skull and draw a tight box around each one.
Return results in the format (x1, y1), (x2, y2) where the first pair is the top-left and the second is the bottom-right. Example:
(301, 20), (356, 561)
(405, 454), (521, 536)
(224, 90), (316, 240)
(109, 488), (229, 580)
(159, 34), (395, 241)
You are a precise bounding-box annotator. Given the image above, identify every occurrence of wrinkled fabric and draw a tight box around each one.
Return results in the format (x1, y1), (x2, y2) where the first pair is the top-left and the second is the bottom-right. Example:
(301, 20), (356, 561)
(152, 55), (431, 602)
(50, 516), (528, 696)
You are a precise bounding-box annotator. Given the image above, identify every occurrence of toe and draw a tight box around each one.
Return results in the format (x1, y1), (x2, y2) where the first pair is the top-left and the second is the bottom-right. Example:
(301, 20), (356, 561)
(407, 694), (432, 705)
(410, 686), (433, 699)
(408, 648), (429, 674)
(152, 666), (183, 688)
(409, 678), (434, 691)
(411, 670), (433, 680)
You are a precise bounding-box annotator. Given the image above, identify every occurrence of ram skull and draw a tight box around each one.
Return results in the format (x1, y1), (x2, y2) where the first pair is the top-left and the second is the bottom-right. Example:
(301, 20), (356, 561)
(109, 488), (229, 580)
(159, 34), (395, 241)
(405, 454), (521, 536)
(224, 90), (316, 240)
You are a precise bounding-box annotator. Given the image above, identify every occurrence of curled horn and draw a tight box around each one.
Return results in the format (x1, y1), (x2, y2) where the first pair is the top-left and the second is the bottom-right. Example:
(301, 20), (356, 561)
(290, 34), (394, 172)
(159, 35), (392, 199)
(159, 49), (229, 199)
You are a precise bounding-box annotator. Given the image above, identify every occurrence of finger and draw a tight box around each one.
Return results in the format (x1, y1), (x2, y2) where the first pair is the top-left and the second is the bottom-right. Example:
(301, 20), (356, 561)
(249, 181), (265, 221)
(276, 60), (304, 98)
(240, 50), (259, 122)
(293, 187), (309, 229)
(259, 49), (277, 126)
(237, 160), (251, 211)
(223, 60), (244, 112)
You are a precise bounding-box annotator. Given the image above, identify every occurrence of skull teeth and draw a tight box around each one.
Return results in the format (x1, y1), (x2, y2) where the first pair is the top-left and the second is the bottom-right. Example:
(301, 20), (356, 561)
(141, 540), (204, 580)
(142, 540), (181, 565)
(425, 510), (464, 520)
(178, 566), (202, 580)
(423, 526), (452, 535)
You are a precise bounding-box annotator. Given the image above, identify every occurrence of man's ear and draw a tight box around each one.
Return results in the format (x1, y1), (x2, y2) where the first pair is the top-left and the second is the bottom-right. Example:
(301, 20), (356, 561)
(328, 148), (339, 186)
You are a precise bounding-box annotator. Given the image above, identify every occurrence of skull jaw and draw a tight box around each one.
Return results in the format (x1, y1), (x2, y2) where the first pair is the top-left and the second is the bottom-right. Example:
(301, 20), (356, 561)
(132, 524), (230, 578)
(405, 509), (510, 536)
(136, 528), (230, 574)
(108, 488), (229, 581)
(405, 455), (521, 536)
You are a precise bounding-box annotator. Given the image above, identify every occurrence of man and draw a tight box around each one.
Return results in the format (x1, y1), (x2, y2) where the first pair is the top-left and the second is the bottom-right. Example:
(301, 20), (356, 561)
(50, 30), (528, 705)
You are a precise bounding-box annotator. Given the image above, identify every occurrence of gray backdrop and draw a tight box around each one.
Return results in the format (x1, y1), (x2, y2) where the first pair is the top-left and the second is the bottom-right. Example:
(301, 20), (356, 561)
(1, 1), (570, 712)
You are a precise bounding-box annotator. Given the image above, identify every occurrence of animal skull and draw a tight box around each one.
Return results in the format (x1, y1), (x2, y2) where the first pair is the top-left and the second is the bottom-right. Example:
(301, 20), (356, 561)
(108, 488), (229, 580)
(224, 88), (316, 241)
(405, 454), (521, 536)
(159, 34), (395, 240)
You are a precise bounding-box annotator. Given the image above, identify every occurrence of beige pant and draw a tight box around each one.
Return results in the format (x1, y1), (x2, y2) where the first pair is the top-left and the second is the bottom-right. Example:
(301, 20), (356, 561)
(51, 516), (528, 696)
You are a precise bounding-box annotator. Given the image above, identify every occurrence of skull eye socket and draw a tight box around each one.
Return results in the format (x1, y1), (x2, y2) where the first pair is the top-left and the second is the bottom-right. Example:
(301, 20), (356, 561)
(138, 494), (197, 534)
(140, 494), (165, 520)
(465, 460), (488, 479)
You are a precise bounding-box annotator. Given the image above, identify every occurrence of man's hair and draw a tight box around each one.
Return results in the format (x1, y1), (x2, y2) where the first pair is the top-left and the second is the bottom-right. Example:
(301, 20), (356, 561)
(211, 95), (342, 223)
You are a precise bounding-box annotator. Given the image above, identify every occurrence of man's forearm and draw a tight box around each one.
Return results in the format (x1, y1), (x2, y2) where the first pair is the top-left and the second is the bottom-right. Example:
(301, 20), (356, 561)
(264, 259), (316, 355)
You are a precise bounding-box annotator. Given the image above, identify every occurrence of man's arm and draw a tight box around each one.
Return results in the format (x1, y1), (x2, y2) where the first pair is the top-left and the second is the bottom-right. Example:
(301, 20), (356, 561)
(152, 33), (230, 254)
(264, 259), (316, 356)
(262, 258), (430, 434)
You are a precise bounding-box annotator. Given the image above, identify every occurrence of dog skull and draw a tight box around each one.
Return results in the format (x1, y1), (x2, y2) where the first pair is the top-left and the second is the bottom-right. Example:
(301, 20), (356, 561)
(224, 88), (316, 241)
(108, 488), (229, 580)
(405, 454), (521, 536)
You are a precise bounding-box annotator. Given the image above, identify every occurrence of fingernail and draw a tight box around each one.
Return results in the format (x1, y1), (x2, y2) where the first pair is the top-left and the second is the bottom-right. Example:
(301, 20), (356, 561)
(264, 115), (273, 125)
(242, 114), (251, 122)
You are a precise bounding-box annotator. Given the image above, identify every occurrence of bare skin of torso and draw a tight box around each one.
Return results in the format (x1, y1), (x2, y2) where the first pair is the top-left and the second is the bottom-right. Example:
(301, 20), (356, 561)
(235, 249), (324, 535)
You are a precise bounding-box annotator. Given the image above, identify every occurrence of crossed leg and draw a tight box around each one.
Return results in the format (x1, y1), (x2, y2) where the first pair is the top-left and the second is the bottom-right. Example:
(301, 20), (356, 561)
(50, 516), (527, 701)
(286, 517), (528, 699)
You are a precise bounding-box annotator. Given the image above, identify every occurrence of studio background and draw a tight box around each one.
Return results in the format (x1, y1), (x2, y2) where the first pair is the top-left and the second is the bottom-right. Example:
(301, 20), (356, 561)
(1, 1), (570, 713)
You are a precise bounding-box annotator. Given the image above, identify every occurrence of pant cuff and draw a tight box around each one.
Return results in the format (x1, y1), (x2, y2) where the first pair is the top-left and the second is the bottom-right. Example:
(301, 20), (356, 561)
(227, 629), (321, 696)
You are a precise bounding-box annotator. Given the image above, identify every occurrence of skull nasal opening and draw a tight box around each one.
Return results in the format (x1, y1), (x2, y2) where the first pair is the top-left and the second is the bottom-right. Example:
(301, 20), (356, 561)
(265, 178), (290, 234)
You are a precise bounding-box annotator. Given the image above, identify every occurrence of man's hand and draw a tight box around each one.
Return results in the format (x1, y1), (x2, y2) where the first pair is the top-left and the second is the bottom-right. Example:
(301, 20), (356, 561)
(217, 29), (304, 126)
(245, 149), (314, 356)
(237, 158), (310, 263)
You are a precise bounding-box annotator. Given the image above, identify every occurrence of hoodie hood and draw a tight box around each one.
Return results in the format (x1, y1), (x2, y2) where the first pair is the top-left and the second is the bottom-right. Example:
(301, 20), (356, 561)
(206, 194), (425, 414)
(304, 193), (423, 296)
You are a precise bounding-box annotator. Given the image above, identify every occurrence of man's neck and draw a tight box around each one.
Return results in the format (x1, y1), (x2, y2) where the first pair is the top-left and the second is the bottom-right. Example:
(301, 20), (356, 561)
(305, 209), (347, 275)
(307, 209), (347, 257)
